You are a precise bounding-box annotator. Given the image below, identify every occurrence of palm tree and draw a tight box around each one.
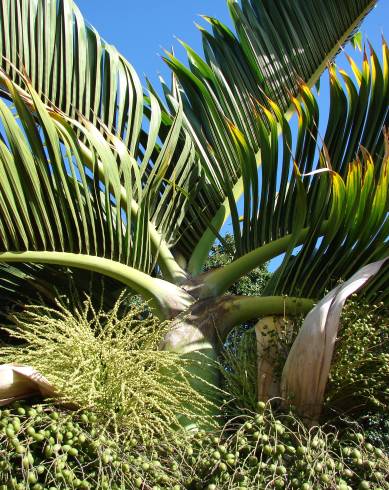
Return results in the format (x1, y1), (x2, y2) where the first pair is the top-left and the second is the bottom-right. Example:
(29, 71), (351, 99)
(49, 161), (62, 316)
(0, 0), (387, 423)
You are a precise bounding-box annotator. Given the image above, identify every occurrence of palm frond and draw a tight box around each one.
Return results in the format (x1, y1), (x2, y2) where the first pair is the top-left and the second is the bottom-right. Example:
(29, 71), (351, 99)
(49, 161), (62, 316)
(0, 0), (201, 284)
(227, 0), (376, 112)
(0, 0), (141, 152)
(265, 48), (389, 299)
(161, 0), (378, 272)
(198, 46), (388, 301)
(0, 73), (198, 316)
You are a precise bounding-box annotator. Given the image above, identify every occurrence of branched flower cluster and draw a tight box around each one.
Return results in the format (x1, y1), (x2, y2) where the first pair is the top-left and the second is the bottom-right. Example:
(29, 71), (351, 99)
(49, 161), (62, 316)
(0, 295), (215, 445)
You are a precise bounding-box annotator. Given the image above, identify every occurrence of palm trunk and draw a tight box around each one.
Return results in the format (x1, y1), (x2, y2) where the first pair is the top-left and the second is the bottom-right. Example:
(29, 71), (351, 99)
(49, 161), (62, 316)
(161, 295), (313, 428)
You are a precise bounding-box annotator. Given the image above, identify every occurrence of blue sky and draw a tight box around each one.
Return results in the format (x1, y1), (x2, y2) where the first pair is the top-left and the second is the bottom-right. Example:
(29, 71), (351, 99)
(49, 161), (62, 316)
(76, 0), (388, 269)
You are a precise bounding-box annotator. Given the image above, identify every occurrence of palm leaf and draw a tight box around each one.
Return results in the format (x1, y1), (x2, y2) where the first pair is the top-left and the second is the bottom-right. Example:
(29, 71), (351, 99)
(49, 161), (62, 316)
(0, 73), (196, 315)
(0, 0), (202, 284)
(265, 49), (389, 299)
(0, 0), (143, 148)
(198, 47), (388, 302)
(162, 0), (378, 272)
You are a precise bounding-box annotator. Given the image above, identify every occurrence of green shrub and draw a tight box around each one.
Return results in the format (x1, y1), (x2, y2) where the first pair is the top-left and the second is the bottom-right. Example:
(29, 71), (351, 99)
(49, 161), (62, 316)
(0, 295), (215, 444)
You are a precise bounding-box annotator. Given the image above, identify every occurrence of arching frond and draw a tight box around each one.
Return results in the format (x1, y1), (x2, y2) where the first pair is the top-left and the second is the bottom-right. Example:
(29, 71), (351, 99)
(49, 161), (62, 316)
(0, 74), (198, 315)
(162, 0), (379, 272)
(197, 47), (388, 301)
(0, 0), (202, 284)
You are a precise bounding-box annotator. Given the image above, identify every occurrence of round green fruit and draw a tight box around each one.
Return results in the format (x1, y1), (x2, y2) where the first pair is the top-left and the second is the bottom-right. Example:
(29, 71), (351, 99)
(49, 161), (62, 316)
(257, 401), (266, 411)
(358, 482), (370, 490)
(300, 484), (311, 490)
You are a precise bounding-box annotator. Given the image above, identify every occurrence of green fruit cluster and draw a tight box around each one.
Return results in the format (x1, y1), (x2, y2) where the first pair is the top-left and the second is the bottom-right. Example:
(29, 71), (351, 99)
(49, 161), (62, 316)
(0, 400), (183, 490)
(326, 300), (388, 416)
(1, 400), (388, 489)
(184, 403), (389, 489)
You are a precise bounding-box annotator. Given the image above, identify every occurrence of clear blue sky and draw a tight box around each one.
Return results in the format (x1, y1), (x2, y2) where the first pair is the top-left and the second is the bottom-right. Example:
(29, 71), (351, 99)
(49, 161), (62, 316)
(76, 0), (388, 269)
